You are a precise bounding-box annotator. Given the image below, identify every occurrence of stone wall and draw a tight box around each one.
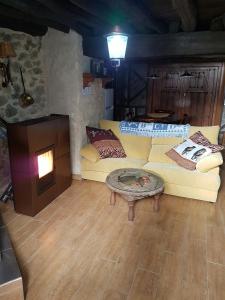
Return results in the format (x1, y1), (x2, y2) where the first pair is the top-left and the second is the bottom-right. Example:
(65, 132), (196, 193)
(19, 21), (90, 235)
(0, 27), (104, 183)
(0, 29), (48, 198)
(0, 28), (47, 123)
(42, 28), (105, 175)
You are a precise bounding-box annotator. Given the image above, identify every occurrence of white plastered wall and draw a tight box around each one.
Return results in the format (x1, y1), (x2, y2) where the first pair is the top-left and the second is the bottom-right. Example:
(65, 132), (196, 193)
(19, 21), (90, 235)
(42, 28), (104, 174)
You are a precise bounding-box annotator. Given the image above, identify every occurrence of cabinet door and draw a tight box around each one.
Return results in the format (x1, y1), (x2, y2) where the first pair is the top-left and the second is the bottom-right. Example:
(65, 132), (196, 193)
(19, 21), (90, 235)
(147, 64), (225, 126)
(180, 67), (220, 126)
(148, 68), (183, 119)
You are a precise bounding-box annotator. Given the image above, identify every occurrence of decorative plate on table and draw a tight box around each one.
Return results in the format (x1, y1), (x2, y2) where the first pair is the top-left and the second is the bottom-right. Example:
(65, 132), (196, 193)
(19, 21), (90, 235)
(106, 168), (163, 193)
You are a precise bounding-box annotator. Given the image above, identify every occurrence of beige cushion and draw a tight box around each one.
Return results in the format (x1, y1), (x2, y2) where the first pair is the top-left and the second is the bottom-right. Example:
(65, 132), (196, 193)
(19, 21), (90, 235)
(196, 152), (223, 172)
(166, 139), (212, 170)
(188, 126), (220, 144)
(151, 137), (182, 145)
(80, 144), (100, 162)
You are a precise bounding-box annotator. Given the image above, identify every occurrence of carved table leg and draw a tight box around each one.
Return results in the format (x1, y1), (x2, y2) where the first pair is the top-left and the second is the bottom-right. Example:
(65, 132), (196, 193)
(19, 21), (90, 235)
(110, 191), (116, 206)
(153, 193), (161, 212)
(128, 201), (135, 221)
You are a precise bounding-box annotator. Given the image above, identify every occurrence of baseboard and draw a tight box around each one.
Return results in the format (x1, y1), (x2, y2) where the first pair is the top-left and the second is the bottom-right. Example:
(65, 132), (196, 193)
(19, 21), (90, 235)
(72, 174), (83, 181)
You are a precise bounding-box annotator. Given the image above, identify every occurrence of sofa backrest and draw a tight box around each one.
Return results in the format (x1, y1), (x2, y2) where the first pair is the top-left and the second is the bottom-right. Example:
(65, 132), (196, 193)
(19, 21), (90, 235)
(149, 125), (220, 163)
(99, 120), (220, 163)
(188, 126), (220, 144)
(99, 120), (152, 160)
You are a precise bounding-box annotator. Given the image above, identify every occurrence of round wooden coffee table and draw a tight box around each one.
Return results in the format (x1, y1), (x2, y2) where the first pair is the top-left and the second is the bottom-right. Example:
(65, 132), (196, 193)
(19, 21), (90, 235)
(106, 168), (164, 221)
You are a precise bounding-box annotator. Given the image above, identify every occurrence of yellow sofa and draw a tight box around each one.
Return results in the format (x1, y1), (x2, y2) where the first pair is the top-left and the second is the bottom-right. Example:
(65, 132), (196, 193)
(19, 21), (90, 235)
(80, 120), (223, 202)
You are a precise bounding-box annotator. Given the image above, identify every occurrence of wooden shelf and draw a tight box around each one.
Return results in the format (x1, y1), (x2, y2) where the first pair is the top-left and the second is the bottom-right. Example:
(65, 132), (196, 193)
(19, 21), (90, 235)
(83, 73), (113, 88)
(101, 77), (113, 88)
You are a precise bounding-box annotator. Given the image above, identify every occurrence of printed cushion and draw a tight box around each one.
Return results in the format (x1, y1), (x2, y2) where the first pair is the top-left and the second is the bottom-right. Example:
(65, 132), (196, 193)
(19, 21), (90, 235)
(166, 138), (212, 170)
(190, 131), (224, 153)
(86, 126), (126, 159)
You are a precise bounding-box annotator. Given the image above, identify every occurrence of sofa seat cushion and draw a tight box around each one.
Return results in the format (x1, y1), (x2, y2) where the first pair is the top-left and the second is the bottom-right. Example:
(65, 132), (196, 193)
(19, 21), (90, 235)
(99, 120), (151, 160)
(81, 157), (147, 173)
(143, 162), (220, 191)
(148, 144), (177, 164)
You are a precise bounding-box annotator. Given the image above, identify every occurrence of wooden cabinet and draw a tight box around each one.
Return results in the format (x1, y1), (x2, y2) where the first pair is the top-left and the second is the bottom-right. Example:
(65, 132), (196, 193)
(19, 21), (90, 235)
(7, 114), (72, 216)
(147, 63), (225, 126)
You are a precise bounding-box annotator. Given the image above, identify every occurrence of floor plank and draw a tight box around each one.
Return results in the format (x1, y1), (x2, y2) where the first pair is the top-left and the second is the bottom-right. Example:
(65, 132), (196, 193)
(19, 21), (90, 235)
(127, 269), (158, 300)
(208, 262), (225, 300)
(1, 172), (225, 300)
(72, 258), (116, 300)
(207, 225), (225, 265)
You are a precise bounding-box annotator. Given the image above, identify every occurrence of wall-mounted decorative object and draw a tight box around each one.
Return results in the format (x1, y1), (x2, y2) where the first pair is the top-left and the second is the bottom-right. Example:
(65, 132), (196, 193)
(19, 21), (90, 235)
(146, 67), (161, 80)
(146, 74), (160, 80)
(90, 59), (106, 77)
(180, 70), (194, 78)
(0, 42), (16, 87)
(0, 29), (47, 122)
(19, 66), (34, 108)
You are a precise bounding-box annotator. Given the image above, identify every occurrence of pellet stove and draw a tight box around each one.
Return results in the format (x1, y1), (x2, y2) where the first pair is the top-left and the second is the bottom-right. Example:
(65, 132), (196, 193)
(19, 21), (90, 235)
(7, 114), (72, 216)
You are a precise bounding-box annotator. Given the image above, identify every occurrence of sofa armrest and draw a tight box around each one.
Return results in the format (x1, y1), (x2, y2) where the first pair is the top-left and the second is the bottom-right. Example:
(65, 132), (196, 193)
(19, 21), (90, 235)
(196, 152), (223, 173)
(80, 144), (100, 163)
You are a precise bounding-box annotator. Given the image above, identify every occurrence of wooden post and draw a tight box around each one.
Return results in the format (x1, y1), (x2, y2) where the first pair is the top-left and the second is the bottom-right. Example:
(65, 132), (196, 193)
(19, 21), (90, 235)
(128, 201), (135, 221)
(110, 191), (116, 206)
(153, 194), (160, 212)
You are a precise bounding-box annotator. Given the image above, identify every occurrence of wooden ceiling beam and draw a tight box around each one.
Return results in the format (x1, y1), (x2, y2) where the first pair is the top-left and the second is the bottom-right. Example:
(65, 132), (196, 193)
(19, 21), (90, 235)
(172, 0), (197, 32)
(83, 31), (225, 59)
(69, 0), (116, 26)
(0, 3), (69, 33)
(103, 0), (167, 33)
(0, 0), (64, 26)
(69, 0), (141, 33)
(0, 15), (47, 36)
(35, 0), (109, 34)
(0, 0), (94, 35)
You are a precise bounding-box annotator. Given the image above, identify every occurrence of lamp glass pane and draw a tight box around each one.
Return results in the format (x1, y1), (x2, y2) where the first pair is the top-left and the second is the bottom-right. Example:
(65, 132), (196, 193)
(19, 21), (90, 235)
(106, 34), (128, 59)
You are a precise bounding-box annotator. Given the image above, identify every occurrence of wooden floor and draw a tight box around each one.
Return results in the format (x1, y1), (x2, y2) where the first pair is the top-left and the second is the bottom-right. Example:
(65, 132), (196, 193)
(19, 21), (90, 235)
(1, 171), (225, 300)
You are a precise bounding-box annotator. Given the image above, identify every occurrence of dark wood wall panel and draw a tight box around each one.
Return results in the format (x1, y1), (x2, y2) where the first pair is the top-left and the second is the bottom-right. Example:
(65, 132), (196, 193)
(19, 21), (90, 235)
(147, 62), (225, 126)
